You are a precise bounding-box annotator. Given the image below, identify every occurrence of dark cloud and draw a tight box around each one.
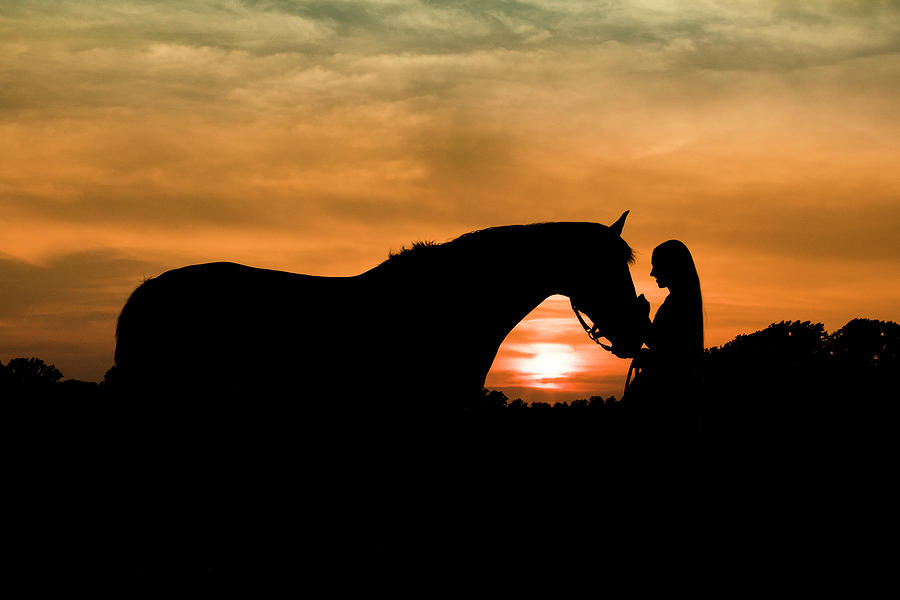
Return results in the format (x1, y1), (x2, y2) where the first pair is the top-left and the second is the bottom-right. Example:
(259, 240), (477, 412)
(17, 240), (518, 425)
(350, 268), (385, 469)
(0, 249), (150, 318)
(0, 250), (157, 380)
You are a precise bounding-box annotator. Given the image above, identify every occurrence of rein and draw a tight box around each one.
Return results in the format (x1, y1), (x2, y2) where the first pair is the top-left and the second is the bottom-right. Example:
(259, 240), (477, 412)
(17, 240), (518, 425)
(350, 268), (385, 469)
(572, 298), (642, 398)
(570, 299), (613, 351)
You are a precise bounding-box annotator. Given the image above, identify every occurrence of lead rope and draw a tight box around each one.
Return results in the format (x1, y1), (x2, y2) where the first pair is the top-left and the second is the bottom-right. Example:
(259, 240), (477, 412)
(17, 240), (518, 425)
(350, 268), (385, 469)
(624, 356), (639, 398)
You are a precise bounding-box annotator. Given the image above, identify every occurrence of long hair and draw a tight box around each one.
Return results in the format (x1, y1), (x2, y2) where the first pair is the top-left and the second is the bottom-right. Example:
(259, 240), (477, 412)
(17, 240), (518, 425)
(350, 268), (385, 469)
(652, 240), (704, 354)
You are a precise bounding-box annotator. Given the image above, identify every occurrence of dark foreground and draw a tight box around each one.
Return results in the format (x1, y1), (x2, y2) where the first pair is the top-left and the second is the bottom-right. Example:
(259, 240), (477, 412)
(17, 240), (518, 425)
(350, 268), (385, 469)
(5, 319), (897, 591)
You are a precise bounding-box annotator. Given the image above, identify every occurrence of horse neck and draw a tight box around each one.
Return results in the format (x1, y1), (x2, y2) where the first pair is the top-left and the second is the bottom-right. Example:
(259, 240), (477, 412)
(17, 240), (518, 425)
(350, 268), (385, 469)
(478, 275), (557, 343)
(363, 258), (556, 331)
(414, 254), (561, 373)
(367, 228), (581, 342)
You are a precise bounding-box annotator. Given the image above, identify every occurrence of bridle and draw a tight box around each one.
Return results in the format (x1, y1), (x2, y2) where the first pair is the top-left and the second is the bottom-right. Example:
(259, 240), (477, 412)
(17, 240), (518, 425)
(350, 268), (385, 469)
(572, 297), (641, 397)
(570, 298), (614, 351)
(573, 294), (651, 397)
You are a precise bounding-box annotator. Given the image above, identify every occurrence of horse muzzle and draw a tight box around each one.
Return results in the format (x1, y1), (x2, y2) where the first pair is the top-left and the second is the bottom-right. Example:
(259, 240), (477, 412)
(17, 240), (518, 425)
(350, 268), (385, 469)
(604, 294), (651, 358)
(571, 294), (650, 358)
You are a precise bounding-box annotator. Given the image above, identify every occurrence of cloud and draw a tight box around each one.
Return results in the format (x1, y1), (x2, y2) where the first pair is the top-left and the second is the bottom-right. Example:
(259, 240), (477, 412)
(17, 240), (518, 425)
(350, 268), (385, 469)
(4, 1), (899, 117)
(1, 0), (899, 394)
(0, 250), (157, 379)
(0, 249), (148, 315)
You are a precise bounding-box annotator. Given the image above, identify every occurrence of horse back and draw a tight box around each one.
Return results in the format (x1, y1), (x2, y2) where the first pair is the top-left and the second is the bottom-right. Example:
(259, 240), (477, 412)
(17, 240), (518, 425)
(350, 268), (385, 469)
(114, 262), (355, 402)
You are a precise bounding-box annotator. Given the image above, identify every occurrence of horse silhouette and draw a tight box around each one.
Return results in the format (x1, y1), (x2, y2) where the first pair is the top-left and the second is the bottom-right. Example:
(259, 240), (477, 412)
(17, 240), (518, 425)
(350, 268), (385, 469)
(108, 214), (651, 580)
(114, 212), (649, 413)
(111, 212), (650, 580)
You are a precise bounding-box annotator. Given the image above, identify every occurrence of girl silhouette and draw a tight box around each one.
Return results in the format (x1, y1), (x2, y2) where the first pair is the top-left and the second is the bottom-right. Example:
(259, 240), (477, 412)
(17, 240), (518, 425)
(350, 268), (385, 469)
(626, 240), (704, 428)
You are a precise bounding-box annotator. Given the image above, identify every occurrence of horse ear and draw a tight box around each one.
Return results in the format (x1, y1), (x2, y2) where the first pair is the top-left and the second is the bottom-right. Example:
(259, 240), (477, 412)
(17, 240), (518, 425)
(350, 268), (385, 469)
(609, 210), (629, 237)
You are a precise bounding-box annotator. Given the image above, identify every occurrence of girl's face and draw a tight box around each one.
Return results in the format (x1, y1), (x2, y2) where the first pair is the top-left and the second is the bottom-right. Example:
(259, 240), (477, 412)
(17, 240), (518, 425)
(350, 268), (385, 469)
(650, 258), (670, 289)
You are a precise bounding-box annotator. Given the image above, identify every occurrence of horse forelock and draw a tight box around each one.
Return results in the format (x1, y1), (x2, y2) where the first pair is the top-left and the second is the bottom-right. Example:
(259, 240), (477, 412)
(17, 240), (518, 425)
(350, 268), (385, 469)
(622, 239), (636, 265)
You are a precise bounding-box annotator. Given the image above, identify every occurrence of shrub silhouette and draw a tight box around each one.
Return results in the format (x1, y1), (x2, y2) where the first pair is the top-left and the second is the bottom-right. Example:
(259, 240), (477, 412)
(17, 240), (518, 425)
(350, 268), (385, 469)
(5, 357), (63, 386)
(701, 318), (899, 440)
(2, 357), (63, 399)
(829, 318), (899, 368)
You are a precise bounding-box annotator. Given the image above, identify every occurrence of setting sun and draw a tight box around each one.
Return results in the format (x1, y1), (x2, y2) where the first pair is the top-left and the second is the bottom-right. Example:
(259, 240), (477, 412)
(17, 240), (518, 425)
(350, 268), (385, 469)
(485, 296), (638, 402)
(515, 344), (580, 389)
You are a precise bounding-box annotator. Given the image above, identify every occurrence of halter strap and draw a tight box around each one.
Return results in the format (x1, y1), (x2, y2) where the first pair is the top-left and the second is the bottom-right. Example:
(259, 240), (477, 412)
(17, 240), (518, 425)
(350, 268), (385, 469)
(570, 298), (613, 351)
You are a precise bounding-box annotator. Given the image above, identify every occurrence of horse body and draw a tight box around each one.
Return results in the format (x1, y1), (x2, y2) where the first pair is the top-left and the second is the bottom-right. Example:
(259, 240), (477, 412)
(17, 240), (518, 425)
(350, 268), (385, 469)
(114, 261), (495, 409)
(110, 216), (650, 581)
(115, 218), (647, 413)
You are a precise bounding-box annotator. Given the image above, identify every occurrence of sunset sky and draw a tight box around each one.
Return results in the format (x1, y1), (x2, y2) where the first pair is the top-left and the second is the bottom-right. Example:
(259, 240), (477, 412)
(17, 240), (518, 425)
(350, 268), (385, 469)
(2, 1), (899, 402)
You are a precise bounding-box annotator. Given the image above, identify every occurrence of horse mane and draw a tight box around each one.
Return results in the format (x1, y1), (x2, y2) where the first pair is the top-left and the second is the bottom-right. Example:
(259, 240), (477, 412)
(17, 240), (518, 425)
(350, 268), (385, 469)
(382, 223), (635, 268)
(387, 240), (442, 261)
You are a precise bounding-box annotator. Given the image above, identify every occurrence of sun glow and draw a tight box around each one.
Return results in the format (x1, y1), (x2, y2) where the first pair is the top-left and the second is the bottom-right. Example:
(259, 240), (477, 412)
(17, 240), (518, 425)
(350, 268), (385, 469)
(515, 343), (580, 389)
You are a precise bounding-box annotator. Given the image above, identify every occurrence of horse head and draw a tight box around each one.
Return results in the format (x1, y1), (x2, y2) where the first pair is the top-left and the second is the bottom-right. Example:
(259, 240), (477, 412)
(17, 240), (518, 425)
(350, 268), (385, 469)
(567, 211), (650, 359)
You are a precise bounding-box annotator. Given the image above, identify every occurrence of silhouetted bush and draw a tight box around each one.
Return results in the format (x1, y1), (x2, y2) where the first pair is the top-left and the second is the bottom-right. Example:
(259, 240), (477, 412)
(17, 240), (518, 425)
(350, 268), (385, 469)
(700, 319), (899, 442)
(5, 356), (63, 386)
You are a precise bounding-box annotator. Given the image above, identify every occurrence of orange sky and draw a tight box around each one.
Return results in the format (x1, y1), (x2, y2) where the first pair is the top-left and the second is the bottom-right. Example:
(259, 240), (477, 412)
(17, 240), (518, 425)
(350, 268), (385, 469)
(2, 1), (899, 402)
